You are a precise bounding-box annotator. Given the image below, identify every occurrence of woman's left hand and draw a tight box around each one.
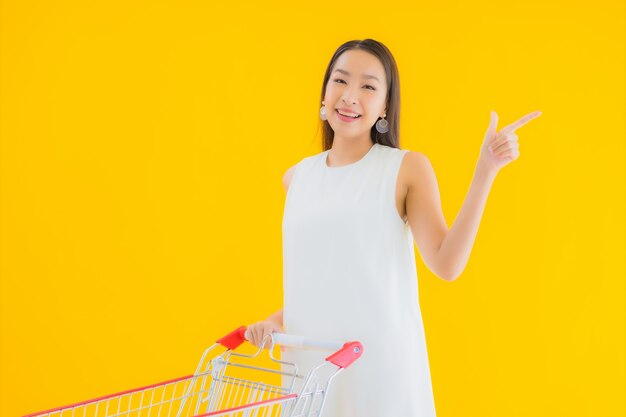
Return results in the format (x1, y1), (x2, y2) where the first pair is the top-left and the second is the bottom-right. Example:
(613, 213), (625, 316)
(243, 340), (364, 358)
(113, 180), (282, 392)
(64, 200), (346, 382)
(479, 110), (542, 173)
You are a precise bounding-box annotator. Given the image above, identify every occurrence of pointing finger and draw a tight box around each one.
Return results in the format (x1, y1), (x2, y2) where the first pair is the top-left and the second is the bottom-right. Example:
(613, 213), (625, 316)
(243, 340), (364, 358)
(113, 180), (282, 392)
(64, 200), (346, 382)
(500, 111), (542, 134)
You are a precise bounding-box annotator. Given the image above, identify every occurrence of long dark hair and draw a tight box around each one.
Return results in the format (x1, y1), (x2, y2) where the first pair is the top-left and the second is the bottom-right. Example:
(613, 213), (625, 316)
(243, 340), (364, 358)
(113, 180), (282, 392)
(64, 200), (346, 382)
(318, 39), (401, 151)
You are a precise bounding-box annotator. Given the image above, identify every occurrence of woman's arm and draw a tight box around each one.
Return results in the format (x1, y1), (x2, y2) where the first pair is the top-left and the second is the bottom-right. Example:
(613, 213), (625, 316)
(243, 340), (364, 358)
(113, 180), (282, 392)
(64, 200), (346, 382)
(405, 153), (497, 282)
(434, 160), (497, 281)
(405, 110), (541, 282)
(266, 308), (283, 328)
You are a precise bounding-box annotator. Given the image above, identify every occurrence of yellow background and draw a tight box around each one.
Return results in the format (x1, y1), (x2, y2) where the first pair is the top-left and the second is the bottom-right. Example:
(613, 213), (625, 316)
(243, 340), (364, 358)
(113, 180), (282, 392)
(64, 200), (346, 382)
(1, 1), (624, 416)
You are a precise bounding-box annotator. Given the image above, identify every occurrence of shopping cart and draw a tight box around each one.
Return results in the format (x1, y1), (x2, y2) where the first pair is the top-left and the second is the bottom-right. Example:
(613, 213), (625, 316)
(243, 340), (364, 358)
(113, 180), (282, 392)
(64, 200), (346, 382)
(22, 326), (363, 417)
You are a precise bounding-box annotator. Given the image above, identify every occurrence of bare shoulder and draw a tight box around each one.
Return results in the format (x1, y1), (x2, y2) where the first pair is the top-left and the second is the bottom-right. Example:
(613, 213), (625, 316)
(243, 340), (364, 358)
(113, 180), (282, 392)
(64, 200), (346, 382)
(282, 163), (298, 193)
(399, 150), (435, 191)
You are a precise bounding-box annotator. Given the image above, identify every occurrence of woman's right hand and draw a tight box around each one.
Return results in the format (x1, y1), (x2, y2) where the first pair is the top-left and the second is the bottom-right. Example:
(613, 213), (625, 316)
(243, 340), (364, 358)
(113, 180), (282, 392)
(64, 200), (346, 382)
(245, 319), (283, 350)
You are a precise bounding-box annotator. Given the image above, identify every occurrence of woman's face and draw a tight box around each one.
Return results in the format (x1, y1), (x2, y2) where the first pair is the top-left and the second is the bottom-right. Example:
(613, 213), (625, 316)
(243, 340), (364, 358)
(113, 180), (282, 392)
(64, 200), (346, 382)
(324, 49), (388, 139)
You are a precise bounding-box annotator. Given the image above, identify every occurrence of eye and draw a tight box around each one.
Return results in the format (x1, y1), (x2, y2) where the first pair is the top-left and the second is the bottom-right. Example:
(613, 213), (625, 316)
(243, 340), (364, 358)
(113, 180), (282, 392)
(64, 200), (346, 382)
(333, 78), (376, 91)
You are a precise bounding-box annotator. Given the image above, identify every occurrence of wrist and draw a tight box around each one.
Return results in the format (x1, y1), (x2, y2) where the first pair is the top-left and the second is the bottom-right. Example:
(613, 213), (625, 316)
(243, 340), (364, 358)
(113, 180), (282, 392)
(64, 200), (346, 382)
(266, 314), (283, 328)
(476, 158), (499, 181)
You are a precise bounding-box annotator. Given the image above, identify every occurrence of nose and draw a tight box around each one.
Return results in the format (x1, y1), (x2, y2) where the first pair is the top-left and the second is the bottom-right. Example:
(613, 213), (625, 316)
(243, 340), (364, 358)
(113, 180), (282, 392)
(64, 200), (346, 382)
(342, 95), (357, 105)
(341, 86), (359, 105)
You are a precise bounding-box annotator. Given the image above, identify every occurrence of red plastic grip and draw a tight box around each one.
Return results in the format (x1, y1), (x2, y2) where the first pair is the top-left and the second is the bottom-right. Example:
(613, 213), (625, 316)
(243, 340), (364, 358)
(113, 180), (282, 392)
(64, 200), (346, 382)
(217, 326), (248, 350)
(325, 341), (363, 369)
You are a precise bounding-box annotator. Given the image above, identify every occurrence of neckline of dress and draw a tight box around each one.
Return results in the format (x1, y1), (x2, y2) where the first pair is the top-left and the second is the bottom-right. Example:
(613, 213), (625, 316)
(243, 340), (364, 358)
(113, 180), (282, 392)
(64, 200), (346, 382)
(323, 143), (379, 170)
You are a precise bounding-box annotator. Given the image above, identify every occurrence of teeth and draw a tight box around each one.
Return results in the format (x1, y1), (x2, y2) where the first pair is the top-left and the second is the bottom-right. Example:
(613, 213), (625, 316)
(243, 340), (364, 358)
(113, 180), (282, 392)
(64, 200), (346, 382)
(337, 109), (360, 118)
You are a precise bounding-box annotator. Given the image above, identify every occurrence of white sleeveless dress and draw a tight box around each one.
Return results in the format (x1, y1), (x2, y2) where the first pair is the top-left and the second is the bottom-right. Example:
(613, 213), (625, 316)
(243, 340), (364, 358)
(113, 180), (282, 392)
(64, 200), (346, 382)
(281, 142), (437, 417)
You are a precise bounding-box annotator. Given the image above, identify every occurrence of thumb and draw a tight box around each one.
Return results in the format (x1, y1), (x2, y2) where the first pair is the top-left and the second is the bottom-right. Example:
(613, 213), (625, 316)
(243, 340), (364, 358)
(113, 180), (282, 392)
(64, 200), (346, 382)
(486, 110), (499, 142)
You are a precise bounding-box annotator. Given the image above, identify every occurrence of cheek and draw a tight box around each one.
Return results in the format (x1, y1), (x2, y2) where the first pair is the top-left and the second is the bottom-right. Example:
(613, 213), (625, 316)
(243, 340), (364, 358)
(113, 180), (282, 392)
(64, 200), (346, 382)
(364, 100), (382, 116)
(325, 85), (340, 100)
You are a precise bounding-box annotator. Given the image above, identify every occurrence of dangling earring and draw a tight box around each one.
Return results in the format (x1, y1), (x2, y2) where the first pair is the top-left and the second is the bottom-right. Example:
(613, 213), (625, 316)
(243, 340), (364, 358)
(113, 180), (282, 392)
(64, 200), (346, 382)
(320, 100), (327, 121)
(376, 112), (389, 134)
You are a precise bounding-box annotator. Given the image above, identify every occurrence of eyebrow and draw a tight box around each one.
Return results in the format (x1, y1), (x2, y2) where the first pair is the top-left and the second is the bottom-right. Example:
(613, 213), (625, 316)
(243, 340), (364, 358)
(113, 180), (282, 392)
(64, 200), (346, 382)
(333, 68), (381, 83)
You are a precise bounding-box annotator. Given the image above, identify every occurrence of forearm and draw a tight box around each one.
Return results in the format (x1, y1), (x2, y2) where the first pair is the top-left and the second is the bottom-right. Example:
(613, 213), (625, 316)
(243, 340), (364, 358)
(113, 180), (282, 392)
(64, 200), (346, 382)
(437, 160), (498, 281)
(266, 308), (283, 328)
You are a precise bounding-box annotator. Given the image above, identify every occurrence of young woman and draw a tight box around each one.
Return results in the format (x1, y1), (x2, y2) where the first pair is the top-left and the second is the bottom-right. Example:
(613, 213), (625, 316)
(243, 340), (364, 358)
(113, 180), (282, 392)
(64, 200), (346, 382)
(246, 39), (541, 417)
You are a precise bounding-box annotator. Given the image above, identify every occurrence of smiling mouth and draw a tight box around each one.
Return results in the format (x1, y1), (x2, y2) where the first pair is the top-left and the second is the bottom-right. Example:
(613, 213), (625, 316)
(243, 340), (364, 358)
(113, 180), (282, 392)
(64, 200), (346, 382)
(335, 109), (362, 118)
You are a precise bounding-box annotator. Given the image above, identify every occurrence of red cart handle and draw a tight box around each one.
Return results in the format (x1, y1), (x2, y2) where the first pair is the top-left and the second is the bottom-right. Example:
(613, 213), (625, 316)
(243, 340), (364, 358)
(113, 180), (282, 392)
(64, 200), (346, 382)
(325, 341), (363, 369)
(216, 326), (248, 350)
